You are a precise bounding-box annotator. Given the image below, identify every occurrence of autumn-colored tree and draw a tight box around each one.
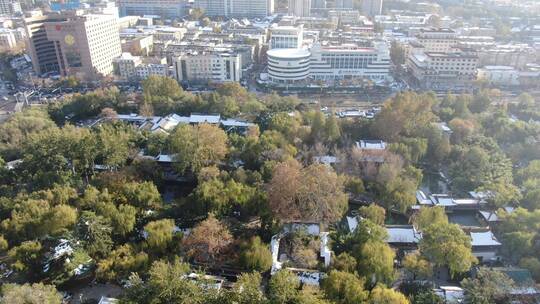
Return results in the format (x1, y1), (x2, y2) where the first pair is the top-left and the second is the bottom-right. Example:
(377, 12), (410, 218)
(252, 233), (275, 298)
(268, 159), (348, 224)
(183, 214), (233, 264)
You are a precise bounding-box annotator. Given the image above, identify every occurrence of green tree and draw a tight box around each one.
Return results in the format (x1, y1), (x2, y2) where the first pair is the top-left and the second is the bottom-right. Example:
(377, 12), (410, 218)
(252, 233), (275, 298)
(1, 283), (61, 304)
(111, 204), (137, 236)
(419, 223), (476, 277)
(0, 234), (8, 253)
(142, 75), (183, 100)
(147, 259), (205, 304)
(96, 244), (149, 282)
(461, 268), (514, 304)
(231, 272), (266, 304)
(332, 252), (357, 273)
(358, 204), (386, 226)
(469, 91), (492, 113)
(325, 114), (341, 143)
(402, 253), (433, 280)
(0, 108), (57, 159)
(144, 219), (175, 253)
(412, 206), (448, 231)
(44, 204), (77, 235)
(76, 211), (113, 258)
(239, 236), (272, 272)
(368, 285), (409, 304)
(390, 41), (406, 66)
(7, 240), (43, 273)
(371, 92), (437, 141)
(322, 270), (368, 304)
(120, 181), (162, 210)
(268, 269), (300, 304)
(357, 241), (396, 286)
(520, 257), (540, 282)
(170, 124), (228, 174)
(94, 123), (134, 168)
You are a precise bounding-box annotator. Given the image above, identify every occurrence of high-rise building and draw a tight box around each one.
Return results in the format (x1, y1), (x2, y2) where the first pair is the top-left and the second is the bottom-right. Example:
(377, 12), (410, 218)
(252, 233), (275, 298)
(173, 51), (242, 83)
(118, 0), (186, 19)
(269, 25), (303, 49)
(361, 0), (382, 17)
(24, 11), (122, 80)
(0, 0), (21, 15)
(194, 0), (274, 18)
(288, 0), (311, 17)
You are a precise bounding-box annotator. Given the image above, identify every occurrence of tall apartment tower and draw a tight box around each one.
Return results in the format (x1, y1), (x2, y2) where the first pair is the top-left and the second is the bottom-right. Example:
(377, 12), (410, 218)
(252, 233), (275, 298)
(194, 0), (274, 18)
(24, 11), (122, 80)
(361, 0), (382, 17)
(288, 0), (311, 17)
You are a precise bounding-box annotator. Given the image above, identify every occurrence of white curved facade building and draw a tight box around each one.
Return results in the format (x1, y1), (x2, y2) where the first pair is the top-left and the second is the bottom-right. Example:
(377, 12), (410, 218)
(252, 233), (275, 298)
(266, 42), (391, 85)
(267, 48), (311, 84)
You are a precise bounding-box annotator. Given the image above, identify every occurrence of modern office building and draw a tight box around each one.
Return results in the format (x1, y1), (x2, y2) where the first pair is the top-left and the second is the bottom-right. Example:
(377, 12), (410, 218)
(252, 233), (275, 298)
(173, 51), (242, 83)
(407, 49), (478, 90)
(269, 25), (303, 49)
(194, 0), (274, 18)
(361, 0), (383, 17)
(24, 11), (122, 80)
(416, 28), (457, 53)
(288, 0), (311, 17)
(267, 41), (391, 84)
(118, 0), (186, 19)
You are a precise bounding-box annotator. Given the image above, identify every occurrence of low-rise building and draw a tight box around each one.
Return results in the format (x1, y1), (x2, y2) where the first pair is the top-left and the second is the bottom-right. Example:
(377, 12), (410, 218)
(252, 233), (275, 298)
(467, 229), (501, 263)
(407, 49), (478, 90)
(173, 51), (242, 83)
(477, 65), (519, 86)
(477, 44), (537, 69)
(113, 52), (168, 80)
(415, 27), (457, 53)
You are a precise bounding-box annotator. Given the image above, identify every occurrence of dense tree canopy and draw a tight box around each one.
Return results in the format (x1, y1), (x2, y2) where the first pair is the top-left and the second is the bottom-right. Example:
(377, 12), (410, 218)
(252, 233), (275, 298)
(267, 159), (348, 224)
